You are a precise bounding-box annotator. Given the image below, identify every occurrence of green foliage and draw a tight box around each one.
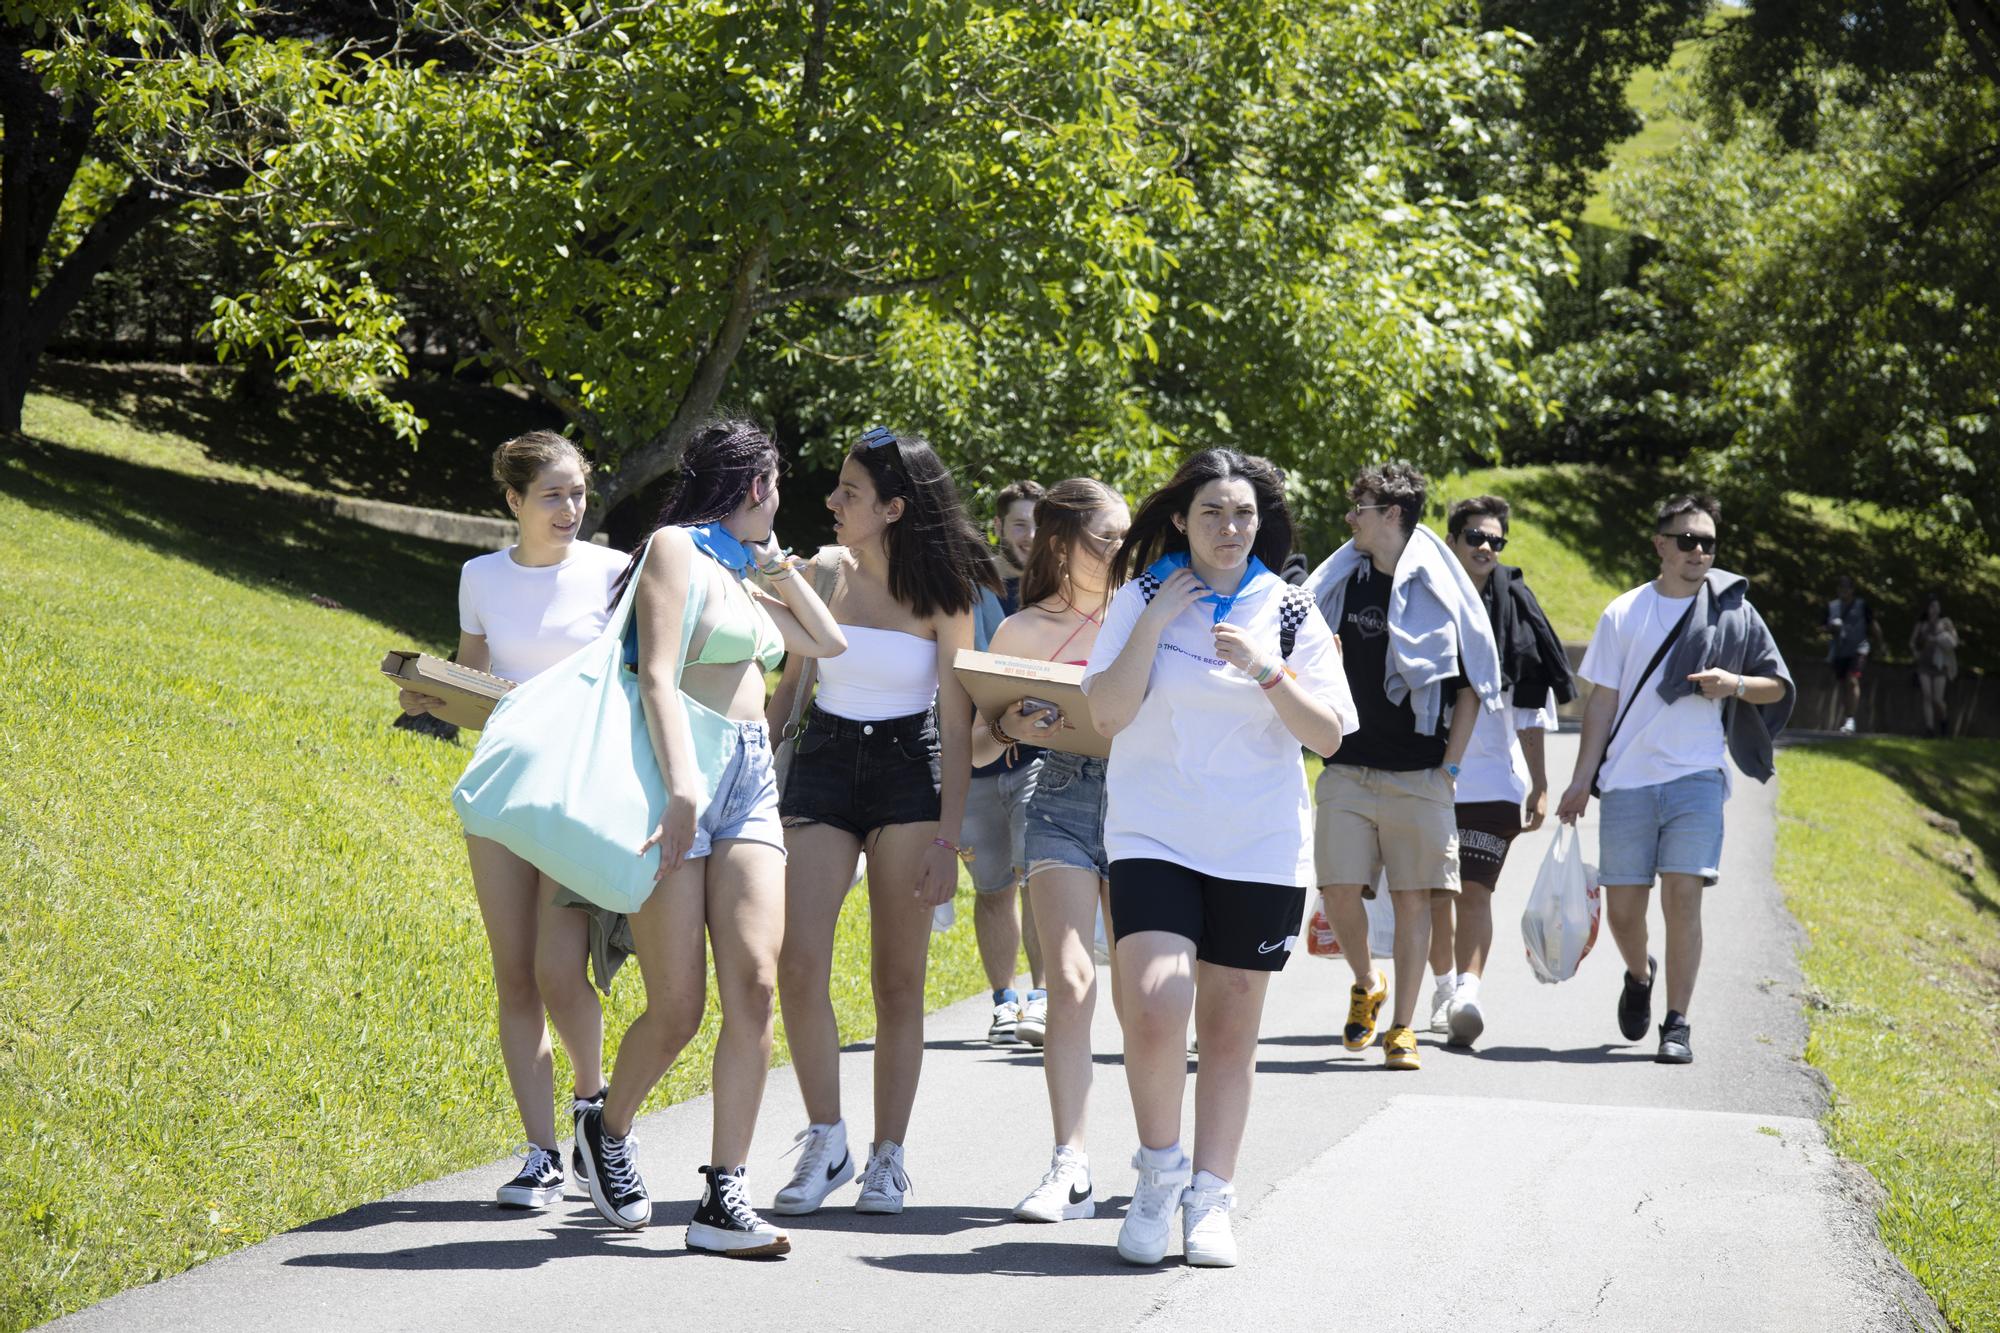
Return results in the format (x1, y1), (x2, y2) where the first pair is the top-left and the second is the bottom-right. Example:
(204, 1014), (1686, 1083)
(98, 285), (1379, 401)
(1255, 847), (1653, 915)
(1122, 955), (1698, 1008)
(1776, 739), (2000, 1331)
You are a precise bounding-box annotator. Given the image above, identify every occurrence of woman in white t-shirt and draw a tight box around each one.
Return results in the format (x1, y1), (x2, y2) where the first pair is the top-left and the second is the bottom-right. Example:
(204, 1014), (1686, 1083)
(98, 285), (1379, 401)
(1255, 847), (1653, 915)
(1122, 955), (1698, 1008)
(1082, 448), (1356, 1269)
(399, 430), (627, 1212)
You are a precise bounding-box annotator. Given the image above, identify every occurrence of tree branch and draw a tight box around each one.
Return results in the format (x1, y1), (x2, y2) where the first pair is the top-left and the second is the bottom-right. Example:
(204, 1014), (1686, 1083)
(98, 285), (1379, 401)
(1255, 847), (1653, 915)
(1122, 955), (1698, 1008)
(753, 272), (953, 313)
(1948, 0), (2000, 87)
(469, 302), (608, 448)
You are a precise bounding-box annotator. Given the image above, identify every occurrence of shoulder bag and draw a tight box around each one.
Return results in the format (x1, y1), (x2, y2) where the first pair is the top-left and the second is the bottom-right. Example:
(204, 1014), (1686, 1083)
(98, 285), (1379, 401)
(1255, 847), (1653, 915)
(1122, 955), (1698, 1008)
(1589, 598), (1696, 798)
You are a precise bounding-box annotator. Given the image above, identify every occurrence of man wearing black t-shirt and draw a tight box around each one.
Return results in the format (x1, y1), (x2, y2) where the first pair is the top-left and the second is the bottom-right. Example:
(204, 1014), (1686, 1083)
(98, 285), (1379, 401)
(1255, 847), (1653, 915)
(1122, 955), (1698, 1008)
(1305, 463), (1502, 1071)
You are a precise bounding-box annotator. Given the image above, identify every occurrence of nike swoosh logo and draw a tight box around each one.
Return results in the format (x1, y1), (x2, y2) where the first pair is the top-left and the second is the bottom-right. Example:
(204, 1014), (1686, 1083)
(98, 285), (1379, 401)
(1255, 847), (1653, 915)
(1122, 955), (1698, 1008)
(828, 1151), (849, 1181)
(1257, 938), (1293, 954)
(1068, 1182), (1091, 1204)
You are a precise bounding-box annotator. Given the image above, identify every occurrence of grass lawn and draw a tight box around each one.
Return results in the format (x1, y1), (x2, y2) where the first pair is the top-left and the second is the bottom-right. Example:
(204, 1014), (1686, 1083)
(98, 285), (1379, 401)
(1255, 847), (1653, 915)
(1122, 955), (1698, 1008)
(0, 429), (995, 1331)
(1775, 739), (2000, 1331)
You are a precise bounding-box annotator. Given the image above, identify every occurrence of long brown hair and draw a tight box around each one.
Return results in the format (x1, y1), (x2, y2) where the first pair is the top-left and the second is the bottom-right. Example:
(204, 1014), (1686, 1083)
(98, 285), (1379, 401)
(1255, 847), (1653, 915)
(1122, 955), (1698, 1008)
(848, 429), (1001, 618)
(1019, 477), (1125, 609)
(1111, 448), (1293, 586)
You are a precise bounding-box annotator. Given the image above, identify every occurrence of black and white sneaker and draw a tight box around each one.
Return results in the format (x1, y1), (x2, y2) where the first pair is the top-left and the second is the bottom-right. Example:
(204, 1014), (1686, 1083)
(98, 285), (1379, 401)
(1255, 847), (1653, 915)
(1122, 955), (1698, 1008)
(1657, 1011), (1694, 1064)
(688, 1166), (791, 1258)
(570, 1089), (605, 1188)
(495, 1144), (564, 1210)
(576, 1106), (651, 1229)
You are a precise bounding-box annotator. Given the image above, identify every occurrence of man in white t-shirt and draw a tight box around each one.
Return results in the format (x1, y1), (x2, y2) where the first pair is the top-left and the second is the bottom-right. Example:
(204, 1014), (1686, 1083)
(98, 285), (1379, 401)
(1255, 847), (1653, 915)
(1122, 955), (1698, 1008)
(1556, 494), (1793, 1065)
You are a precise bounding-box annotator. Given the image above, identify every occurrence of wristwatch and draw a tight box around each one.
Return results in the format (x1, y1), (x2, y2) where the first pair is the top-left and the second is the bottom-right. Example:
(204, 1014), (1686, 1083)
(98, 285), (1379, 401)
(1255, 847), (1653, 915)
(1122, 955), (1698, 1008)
(1445, 762), (1461, 779)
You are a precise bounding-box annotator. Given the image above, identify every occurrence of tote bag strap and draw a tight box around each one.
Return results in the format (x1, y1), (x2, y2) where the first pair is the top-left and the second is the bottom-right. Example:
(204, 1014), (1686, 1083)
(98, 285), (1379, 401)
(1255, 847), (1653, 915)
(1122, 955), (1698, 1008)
(779, 549), (843, 741)
(611, 530), (709, 687)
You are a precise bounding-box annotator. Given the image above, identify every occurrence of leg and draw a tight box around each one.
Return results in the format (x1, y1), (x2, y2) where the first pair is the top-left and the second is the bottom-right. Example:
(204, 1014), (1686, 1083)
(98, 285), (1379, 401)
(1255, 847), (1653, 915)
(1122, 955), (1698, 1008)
(1021, 886), (1046, 989)
(1658, 873), (1705, 1015)
(602, 857), (711, 1137)
(1030, 866), (1104, 1148)
(1116, 931), (1198, 1151)
(1322, 884), (1374, 984)
(705, 841), (789, 1168)
(1428, 894), (1455, 979)
(974, 884), (1024, 992)
(862, 823), (941, 1146)
(1604, 883), (1654, 980)
(776, 822), (862, 1125)
(1189, 962), (1274, 1181)
(1387, 888), (1433, 1029)
(465, 836), (557, 1148)
(1101, 881), (1123, 1025)
(1454, 881), (1496, 976)
(533, 877), (604, 1100)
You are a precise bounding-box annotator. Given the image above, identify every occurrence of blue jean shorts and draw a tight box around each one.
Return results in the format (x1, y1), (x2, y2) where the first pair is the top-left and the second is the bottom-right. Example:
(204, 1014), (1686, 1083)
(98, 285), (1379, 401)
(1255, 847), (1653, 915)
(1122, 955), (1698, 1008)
(1024, 751), (1110, 880)
(1598, 769), (1725, 887)
(963, 755), (1041, 893)
(689, 720), (786, 862)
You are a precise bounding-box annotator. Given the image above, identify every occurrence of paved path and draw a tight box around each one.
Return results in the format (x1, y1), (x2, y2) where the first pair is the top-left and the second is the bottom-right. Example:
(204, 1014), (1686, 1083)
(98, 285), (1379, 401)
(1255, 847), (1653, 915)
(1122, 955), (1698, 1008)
(48, 736), (1942, 1332)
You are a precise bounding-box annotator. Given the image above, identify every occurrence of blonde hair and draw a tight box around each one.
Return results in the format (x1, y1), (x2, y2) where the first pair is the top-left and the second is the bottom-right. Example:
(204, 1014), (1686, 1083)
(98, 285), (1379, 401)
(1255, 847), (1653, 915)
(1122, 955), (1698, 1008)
(491, 430), (589, 498)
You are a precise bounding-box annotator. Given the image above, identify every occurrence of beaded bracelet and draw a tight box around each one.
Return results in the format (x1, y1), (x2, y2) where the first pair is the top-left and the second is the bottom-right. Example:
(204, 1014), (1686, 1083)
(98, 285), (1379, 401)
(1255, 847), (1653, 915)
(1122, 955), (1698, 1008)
(932, 836), (973, 864)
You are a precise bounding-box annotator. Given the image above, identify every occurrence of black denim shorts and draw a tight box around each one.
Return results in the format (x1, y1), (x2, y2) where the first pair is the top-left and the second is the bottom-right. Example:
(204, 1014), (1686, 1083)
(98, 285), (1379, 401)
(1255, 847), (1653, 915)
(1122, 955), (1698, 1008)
(779, 703), (942, 837)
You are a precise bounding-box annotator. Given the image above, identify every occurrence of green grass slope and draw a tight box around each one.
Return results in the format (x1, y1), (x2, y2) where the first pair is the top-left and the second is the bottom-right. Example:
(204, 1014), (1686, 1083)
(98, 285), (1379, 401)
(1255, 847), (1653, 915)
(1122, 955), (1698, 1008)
(1775, 740), (2000, 1330)
(0, 432), (990, 1330)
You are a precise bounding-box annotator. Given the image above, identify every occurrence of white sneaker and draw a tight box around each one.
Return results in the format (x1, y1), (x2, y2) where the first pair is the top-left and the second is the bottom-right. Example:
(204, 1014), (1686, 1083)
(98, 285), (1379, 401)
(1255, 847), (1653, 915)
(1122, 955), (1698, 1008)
(1116, 1150), (1191, 1265)
(1017, 992), (1048, 1046)
(1013, 1146), (1094, 1222)
(1447, 988), (1486, 1048)
(989, 995), (1023, 1045)
(1428, 975), (1457, 1034)
(855, 1140), (911, 1214)
(1181, 1171), (1238, 1267)
(771, 1121), (854, 1216)
(1840, 717), (1857, 735)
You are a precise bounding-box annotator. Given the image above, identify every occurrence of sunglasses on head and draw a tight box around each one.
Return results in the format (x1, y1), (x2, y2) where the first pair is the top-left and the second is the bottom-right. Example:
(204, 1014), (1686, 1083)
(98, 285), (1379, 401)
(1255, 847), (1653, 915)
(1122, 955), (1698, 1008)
(1664, 531), (1717, 554)
(1459, 529), (1507, 552)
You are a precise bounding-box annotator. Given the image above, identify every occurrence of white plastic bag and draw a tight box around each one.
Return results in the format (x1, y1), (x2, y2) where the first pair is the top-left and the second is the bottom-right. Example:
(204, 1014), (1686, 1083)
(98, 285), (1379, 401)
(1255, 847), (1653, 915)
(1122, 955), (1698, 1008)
(1305, 874), (1398, 961)
(1520, 824), (1602, 984)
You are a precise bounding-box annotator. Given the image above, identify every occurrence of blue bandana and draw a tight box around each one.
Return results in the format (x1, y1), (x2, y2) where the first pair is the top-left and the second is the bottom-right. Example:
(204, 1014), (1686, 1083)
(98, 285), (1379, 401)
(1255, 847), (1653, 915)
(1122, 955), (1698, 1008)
(1145, 551), (1273, 623)
(687, 522), (753, 575)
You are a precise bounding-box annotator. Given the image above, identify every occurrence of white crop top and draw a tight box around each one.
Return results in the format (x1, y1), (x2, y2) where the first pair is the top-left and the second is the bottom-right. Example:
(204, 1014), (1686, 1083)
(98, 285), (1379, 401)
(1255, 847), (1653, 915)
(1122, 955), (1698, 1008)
(458, 542), (628, 682)
(814, 624), (938, 721)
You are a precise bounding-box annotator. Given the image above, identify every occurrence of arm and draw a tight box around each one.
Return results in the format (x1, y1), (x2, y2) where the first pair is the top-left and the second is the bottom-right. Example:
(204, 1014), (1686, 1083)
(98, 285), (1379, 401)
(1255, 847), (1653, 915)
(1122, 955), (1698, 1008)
(400, 629), (488, 714)
(918, 612), (978, 907)
(968, 615), (1057, 766)
(1085, 571), (1207, 736)
(1519, 724), (1548, 832)
(1687, 668), (1788, 706)
(1556, 682), (1620, 822)
(1211, 622), (1345, 756)
(750, 539), (846, 658)
(632, 531), (703, 880)
(764, 650), (807, 735)
(1442, 683), (1478, 773)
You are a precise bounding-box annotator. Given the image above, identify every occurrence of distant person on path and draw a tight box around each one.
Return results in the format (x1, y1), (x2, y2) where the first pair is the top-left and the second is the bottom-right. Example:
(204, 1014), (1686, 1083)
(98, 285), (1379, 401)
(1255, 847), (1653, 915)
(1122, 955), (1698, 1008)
(1910, 595), (1960, 738)
(1085, 449), (1354, 1267)
(572, 419), (845, 1254)
(767, 427), (996, 1218)
(400, 430), (626, 1212)
(1556, 494), (1793, 1065)
(967, 477), (1049, 1048)
(1823, 574), (1879, 734)
(1430, 495), (1575, 1048)
(964, 479), (1131, 1224)
(1305, 462), (1503, 1071)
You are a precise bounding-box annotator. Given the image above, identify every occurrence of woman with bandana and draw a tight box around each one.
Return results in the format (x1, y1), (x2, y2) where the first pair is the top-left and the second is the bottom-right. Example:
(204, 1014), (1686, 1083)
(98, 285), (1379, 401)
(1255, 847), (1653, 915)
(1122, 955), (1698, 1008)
(571, 419), (845, 1256)
(1082, 449), (1356, 1268)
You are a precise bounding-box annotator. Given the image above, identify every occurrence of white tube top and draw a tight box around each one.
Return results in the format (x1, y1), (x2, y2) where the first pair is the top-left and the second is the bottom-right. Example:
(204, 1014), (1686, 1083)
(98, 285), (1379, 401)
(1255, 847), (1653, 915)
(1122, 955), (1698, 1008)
(814, 624), (938, 720)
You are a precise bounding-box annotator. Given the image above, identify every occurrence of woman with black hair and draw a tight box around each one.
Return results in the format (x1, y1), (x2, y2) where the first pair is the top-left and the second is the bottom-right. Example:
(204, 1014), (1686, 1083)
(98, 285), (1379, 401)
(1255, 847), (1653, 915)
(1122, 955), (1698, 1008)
(1083, 448), (1355, 1268)
(768, 426), (997, 1218)
(571, 419), (846, 1256)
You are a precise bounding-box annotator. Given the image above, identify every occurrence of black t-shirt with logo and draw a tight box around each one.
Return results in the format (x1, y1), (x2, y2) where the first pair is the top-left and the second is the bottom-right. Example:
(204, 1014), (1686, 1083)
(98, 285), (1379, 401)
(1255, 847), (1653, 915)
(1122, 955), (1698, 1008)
(1327, 566), (1459, 772)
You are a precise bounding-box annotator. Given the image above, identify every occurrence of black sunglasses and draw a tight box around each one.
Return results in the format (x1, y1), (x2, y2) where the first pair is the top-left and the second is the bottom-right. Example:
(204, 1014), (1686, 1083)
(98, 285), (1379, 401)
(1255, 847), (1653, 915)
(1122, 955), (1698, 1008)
(1459, 530), (1507, 552)
(860, 425), (906, 473)
(1664, 531), (1717, 554)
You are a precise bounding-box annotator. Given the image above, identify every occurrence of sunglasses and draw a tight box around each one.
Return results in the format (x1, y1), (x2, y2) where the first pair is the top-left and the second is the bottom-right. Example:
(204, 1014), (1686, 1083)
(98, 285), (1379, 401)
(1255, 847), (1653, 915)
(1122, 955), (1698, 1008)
(1347, 502), (1395, 517)
(1663, 531), (1717, 554)
(1459, 530), (1507, 552)
(859, 425), (905, 472)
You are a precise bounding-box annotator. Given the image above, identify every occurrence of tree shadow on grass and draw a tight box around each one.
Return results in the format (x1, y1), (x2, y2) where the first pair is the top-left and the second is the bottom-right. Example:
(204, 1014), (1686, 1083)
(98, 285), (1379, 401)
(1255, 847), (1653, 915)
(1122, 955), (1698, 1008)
(1, 432), (464, 647)
(1844, 739), (2000, 920)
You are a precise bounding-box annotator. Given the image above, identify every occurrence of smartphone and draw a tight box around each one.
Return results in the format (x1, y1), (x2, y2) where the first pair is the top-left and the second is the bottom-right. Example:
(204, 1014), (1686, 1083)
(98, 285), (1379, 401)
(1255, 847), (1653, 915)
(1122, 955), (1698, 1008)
(1018, 697), (1062, 728)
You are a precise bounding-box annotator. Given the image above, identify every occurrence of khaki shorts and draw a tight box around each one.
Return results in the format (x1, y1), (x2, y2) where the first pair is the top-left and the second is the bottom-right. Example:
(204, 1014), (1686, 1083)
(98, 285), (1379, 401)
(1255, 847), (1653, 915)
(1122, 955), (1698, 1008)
(1314, 764), (1460, 896)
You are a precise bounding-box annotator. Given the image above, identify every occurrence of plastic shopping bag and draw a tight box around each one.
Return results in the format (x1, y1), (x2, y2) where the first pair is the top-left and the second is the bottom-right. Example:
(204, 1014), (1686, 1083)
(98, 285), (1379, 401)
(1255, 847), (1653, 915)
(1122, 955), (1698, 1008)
(1306, 874), (1398, 961)
(1520, 824), (1602, 984)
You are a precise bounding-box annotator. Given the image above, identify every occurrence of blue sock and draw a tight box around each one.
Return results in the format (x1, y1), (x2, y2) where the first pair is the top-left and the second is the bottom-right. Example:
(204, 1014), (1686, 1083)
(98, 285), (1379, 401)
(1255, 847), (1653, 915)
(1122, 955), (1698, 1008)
(1025, 989), (1047, 1001)
(994, 988), (1019, 1005)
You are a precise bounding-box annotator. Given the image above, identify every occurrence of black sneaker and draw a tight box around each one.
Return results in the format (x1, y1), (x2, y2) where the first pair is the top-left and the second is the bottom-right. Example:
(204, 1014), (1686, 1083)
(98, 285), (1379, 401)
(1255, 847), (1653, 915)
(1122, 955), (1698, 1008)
(688, 1166), (791, 1258)
(1618, 955), (1658, 1042)
(570, 1089), (606, 1187)
(495, 1144), (564, 1210)
(576, 1106), (651, 1229)
(1657, 1011), (1693, 1064)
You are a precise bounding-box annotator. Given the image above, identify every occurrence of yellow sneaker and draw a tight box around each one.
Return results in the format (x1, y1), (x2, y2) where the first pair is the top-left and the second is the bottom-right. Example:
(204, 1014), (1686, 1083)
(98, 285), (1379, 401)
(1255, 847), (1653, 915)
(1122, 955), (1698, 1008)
(1384, 1026), (1420, 1070)
(1343, 970), (1388, 1051)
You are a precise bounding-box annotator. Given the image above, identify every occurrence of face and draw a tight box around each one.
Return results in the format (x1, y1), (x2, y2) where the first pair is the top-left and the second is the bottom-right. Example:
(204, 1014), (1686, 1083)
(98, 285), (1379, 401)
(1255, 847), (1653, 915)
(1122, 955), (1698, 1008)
(997, 499), (1037, 568)
(508, 457), (588, 546)
(1345, 489), (1402, 556)
(1452, 514), (1506, 580)
(828, 455), (903, 546)
(1652, 509), (1718, 582)
(1176, 477), (1259, 572)
(1068, 500), (1131, 588)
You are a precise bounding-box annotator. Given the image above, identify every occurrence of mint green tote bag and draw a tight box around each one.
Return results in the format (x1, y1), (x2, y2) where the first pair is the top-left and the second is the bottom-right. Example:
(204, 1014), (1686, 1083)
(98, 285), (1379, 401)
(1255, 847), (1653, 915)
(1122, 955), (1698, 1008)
(452, 534), (737, 913)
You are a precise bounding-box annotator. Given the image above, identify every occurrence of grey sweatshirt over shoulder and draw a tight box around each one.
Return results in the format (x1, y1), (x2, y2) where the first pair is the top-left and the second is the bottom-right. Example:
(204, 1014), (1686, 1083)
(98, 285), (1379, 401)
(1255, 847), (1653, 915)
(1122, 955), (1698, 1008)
(1659, 568), (1796, 783)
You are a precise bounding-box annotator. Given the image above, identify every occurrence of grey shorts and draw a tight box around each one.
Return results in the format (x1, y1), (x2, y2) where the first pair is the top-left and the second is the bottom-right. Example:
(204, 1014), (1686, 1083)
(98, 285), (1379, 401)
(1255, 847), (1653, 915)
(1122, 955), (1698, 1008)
(689, 721), (786, 862)
(962, 756), (1041, 893)
(1024, 751), (1109, 881)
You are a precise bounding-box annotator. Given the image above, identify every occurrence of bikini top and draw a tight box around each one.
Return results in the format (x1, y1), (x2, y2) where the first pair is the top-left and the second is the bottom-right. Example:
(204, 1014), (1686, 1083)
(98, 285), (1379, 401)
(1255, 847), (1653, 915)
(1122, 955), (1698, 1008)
(624, 559), (785, 672)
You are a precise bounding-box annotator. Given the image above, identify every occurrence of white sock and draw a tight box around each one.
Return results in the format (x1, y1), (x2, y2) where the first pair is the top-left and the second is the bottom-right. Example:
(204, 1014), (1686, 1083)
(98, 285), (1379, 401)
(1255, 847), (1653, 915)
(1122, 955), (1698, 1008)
(1138, 1142), (1185, 1170)
(1456, 972), (1481, 1000)
(1190, 1169), (1230, 1193)
(1434, 971), (1457, 990)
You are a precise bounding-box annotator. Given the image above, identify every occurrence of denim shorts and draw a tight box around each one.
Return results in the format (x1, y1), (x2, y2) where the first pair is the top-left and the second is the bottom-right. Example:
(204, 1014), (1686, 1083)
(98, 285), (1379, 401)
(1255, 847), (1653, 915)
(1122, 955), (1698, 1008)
(689, 720), (786, 861)
(779, 704), (941, 838)
(1599, 769), (1726, 887)
(962, 756), (1041, 893)
(1024, 751), (1110, 881)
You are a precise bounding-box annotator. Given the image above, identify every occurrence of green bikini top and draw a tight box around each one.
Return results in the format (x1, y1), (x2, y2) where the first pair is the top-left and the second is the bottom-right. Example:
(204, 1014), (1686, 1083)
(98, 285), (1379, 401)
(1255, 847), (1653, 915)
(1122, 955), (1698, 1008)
(689, 576), (785, 670)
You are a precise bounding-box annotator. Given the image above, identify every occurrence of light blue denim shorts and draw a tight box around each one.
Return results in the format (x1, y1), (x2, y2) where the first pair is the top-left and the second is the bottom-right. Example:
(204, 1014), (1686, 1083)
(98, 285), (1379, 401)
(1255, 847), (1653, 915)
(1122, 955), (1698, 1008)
(689, 720), (785, 861)
(1024, 751), (1110, 880)
(1598, 769), (1725, 886)
(963, 755), (1041, 893)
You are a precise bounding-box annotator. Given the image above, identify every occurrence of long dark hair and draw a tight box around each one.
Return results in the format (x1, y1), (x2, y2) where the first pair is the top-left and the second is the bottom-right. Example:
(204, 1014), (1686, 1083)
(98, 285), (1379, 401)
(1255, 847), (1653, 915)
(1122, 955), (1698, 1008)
(1111, 448), (1293, 587)
(1019, 477), (1124, 610)
(849, 429), (1000, 619)
(615, 417), (781, 602)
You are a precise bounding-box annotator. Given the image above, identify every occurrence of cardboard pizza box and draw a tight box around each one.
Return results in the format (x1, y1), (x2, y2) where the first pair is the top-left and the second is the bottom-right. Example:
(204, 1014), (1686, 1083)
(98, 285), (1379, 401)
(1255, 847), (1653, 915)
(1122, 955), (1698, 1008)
(952, 649), (1109, 759)
(380, 651), (515, 730)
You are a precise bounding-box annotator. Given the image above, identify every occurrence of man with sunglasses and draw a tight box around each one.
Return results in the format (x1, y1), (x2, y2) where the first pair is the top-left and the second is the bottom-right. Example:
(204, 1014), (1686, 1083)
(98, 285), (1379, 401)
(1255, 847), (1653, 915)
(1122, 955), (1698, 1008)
(1556, 494), (1794, 1064)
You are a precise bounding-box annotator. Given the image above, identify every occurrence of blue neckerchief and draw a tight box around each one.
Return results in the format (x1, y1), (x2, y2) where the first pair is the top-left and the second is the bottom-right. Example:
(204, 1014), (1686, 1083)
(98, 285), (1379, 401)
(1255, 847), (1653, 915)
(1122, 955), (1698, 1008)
(1145, 551), (1273, 623)
(687, 522), (753, 575)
